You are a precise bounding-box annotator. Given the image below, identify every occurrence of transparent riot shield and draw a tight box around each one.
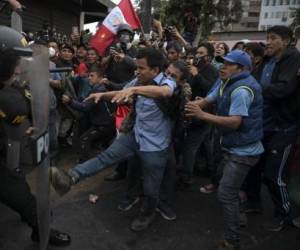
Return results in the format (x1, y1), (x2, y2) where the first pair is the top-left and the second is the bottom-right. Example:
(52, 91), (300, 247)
(21, 44), (50, 250)
(11, 10), (22, 33)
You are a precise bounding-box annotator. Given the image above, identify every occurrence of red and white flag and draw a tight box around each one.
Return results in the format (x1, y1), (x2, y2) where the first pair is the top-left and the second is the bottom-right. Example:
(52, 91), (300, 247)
(90, 0), (141, 56)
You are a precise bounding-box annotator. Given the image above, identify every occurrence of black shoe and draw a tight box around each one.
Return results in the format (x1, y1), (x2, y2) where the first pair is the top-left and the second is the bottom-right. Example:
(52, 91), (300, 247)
(31, 228), (71, 247)
(217, 239), (240, 250)
(292, 217), (300, 229)
(130, 212), (155, 231)
(118, 197), (140, 211)
(239, 212), (247, 227)
(176, 177), (193, 192)
(104, 171), (125, 181)
(156, 202), (176, 221)
(264, 217), (292, 232)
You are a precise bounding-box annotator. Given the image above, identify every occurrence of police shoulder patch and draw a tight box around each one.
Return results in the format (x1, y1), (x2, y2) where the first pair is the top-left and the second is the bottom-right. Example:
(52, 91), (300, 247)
(24, 89), (32, 100)
(12, 115), (26, 124)
(0, 109), (6, 118)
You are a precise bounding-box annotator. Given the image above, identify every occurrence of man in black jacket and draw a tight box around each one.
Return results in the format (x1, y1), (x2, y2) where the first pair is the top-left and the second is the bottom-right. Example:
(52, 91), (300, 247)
(244, 26), (300, 231)
(62, 66), (116, 162)
(178, 43), (219, 187)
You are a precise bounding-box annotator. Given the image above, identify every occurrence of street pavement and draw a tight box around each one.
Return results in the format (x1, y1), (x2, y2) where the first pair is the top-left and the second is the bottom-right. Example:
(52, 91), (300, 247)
(0, 149), (299, 250)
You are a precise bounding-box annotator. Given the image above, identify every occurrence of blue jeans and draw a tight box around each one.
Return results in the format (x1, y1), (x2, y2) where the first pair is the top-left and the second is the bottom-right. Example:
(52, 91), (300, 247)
(71, 131), (169, 214)
(218, 153), (259, 244)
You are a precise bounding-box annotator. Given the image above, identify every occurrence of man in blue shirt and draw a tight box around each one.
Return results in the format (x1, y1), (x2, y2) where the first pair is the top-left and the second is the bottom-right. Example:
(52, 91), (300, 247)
(50, 48), (176, 232)
(185, 50), (264, 250)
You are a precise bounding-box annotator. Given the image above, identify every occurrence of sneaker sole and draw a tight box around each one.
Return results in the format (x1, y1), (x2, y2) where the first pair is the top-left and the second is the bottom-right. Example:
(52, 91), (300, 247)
(199, 187), (215, 194)
(155, 207), (176, 221)
(118, 198), (140, 212)
(50, 167), (72, 196)
(292, 218), (300, 229)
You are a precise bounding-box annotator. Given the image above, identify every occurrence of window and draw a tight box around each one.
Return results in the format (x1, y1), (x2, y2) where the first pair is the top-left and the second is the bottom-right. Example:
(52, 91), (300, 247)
(271, 12), (274, 18)
(265, 0), (270, 5)
(290, 11), (296, 18)
(279, 0), (283, 4)
(276, 12), (280, 18)
(249, 12), (260, 17)
(247, 23), (259, 28)
(264, 12), (269, 18)
(272, 0), (276, 5)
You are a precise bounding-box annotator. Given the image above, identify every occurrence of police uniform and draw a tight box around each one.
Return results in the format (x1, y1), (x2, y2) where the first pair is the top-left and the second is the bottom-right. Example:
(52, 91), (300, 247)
(0, 25), (71, 246)
(0, 82), (37, 229)
(0, 83), (40, 235)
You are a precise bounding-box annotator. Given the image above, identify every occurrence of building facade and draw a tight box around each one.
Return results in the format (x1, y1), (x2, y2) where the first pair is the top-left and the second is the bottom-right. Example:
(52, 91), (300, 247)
(259, 0), (300, 30)
(232, 0), (262, 31)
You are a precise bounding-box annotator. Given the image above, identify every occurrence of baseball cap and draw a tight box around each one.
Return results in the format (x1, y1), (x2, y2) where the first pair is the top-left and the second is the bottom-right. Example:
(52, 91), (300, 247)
(216, 50), (252, 70)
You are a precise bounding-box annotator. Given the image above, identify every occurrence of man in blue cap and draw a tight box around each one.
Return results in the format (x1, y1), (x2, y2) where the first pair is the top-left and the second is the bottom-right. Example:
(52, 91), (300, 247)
(185, 50), (264, 250)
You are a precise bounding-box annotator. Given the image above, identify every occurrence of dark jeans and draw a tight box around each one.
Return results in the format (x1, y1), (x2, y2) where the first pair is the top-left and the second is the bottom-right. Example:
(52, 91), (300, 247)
(79, 126), (115, 161)
(181, 125), (210, 179)
(72, 131), (169, 214)
(0, 166), (38, 230)
(243, 129), (298, 217)
(125, 145), (177, 206)
(218, 153), (260, 244)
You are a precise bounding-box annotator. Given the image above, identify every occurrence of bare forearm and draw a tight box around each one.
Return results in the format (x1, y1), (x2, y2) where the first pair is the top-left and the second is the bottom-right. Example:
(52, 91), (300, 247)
(199, 112), (241, 130)
(131, 86), (172, 99)
(194, 97), (212, 109)
(102, 91), (120, 101)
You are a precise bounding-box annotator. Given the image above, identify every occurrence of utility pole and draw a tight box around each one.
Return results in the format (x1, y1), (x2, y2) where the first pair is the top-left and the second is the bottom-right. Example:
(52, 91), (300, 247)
(143, 0), (152, 38)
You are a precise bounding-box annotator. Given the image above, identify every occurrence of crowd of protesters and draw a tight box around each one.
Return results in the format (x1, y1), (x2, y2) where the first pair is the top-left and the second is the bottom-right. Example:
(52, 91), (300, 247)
(16, 17), (300, 250)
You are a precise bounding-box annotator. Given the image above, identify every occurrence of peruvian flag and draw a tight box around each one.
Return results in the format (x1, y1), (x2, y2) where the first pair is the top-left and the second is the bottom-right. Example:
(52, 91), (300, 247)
(90, 0), (141, 56)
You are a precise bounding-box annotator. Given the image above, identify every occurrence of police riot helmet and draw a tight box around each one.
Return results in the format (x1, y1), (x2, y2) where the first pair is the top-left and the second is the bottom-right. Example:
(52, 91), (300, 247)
(0, 25), (32, 56)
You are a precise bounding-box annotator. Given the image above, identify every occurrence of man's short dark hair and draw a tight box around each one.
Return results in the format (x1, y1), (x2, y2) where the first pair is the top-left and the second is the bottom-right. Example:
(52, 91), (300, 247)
(136, 48), (165, 71)
(267, 25), (293, 42)
(216, 42), (230, 55)
(186, 47), (196, 56)
(244, 42), (265, 58)
(198, 42), (215, 58)
(170, 60), (190, 81)
(88, 65), (103, 77)
(166, 41), (182, 53)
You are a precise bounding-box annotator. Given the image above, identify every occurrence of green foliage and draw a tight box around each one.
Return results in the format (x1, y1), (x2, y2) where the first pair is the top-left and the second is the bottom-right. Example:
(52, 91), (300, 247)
(290, 8), (300, 39)
(137, 0), (168, 18)
(290, 8), (300, 29)
(162, 0), (243, 41)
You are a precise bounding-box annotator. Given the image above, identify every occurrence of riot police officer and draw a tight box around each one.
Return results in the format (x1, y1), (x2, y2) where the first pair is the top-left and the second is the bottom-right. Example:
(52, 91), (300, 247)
(0, 25), (71, 247)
